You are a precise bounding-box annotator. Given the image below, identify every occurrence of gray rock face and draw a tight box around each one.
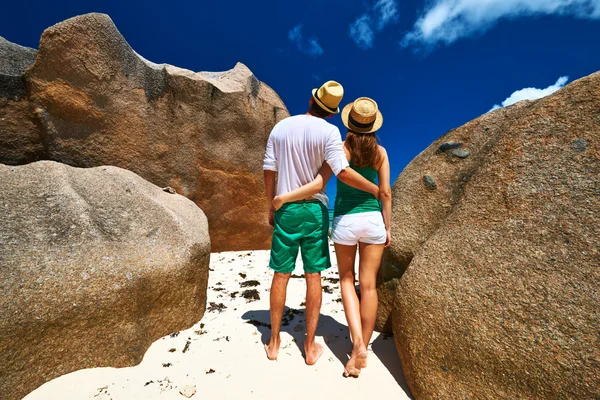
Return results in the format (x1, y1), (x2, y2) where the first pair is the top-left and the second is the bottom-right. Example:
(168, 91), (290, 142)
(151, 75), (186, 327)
(0, 13), (289, 252)
(423, 174), (436, 189)
(572, 138), (588, 153)
(0, 161), (210, 400)
(0, 36), (37, 99)
(0, 37), (45, 166)
(0, 37), (43, 167)
(450, 148), (470, 158)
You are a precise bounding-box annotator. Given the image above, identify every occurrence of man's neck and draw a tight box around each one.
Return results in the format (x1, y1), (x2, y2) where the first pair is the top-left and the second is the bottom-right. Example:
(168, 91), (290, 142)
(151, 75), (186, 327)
(305, 111), (324, 119)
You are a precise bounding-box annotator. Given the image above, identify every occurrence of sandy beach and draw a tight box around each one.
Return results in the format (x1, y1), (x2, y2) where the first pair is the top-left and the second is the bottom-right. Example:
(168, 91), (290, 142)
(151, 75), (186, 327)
(24, 244), (412, 400)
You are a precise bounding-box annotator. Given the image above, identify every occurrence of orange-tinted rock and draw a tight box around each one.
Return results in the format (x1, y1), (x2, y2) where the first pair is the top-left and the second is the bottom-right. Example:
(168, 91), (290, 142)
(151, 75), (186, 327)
(385, 72), (600, 399)
(1, 14), (289, 251)
(0, 161), (210, 400)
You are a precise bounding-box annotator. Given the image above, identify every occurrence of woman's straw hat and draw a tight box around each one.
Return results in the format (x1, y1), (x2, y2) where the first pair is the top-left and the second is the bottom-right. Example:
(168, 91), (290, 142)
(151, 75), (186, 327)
(341, 97), (383, 134)
(312, 81), (344, 114)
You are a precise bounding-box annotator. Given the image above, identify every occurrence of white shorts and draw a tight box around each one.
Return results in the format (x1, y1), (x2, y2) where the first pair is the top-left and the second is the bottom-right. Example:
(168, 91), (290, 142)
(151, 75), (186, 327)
(331, 211), (386, 246)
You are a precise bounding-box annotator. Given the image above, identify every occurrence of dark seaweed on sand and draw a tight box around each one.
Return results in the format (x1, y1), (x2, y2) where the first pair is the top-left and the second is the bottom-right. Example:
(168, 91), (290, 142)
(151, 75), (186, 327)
(241, 289), (260, 301)
(240, 280), (260, 287)
(247, 319), (271, 328)
(207, 302), (227, 312)
(282, 307), (302, 326)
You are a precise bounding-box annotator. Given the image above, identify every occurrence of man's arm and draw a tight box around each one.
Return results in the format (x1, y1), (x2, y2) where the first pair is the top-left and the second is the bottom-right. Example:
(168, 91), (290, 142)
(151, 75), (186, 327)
(337, 167), (379, 198)
(325, 128), (379, 198)
(263, 132), (278, 226)
(264, 170), (277, 226)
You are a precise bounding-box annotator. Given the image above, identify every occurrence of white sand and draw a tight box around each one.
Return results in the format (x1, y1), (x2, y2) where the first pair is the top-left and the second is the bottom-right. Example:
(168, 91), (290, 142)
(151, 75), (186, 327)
(24, 244), (412, 400)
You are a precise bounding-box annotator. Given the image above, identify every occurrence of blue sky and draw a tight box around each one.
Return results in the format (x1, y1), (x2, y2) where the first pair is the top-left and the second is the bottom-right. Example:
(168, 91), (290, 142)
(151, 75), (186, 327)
(3, 0), (600, 203)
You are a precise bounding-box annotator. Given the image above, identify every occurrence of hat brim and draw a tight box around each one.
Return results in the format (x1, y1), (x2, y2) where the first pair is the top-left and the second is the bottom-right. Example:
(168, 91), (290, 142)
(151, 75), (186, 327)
(312, 89), (340, 114)
(341, 102), (383, 134)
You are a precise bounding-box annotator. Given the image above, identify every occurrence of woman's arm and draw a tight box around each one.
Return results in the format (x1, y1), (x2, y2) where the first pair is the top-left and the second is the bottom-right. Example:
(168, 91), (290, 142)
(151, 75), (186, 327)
(377, 147), (392, 247)
(272, 163), (334, 210)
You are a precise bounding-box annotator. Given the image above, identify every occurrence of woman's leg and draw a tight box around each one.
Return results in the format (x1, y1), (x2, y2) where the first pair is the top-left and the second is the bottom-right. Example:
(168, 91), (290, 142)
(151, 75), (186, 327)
(358, 242), (385, 349)
(335, 243), (366, 376)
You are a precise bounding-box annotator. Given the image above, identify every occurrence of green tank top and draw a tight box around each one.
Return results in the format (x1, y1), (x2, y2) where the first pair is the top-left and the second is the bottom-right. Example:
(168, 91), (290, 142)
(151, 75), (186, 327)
(334, 161), (381, 217)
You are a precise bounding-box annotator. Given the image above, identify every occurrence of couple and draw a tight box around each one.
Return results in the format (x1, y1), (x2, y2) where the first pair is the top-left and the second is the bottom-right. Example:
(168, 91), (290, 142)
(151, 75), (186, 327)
(262, 80), (392, 377)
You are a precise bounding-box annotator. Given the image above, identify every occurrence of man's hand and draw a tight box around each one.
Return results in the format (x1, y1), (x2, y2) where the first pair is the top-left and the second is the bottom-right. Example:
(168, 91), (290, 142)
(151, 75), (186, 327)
(268, 208), (275, 227)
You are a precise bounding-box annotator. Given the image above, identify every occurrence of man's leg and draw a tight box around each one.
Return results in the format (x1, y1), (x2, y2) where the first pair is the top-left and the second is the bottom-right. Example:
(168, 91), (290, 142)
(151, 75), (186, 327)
(304, 272), (324, 365)
(266, 271), (291, 360)
(266, 202), (301, 360)
(301, 202), (330, 365)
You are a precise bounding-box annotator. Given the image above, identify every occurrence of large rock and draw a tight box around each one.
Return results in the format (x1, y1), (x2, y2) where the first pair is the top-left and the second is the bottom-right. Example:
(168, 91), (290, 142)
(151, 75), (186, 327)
(0, 37), (46, 165)
(0, 161), (210, 400)
(385, 72), (600, 399)
(1, 13), (289, 251)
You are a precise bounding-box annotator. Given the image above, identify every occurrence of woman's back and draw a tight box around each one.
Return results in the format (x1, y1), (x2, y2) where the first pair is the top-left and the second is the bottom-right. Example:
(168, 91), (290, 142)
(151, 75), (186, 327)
(334, 161), (380, 217)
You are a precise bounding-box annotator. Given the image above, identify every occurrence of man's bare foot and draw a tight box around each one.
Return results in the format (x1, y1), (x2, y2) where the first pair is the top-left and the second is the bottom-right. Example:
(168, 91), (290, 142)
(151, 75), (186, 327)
(304, 342), (324, 365)
(265, 338), (280, 361)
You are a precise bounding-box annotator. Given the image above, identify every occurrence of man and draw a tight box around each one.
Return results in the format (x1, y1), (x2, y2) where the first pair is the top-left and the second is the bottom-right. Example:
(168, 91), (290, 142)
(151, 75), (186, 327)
(262, 81), (379, 365)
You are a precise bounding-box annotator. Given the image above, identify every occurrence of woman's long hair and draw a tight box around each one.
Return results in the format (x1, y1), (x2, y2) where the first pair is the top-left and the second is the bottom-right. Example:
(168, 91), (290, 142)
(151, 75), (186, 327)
(345, 131), (381, 169)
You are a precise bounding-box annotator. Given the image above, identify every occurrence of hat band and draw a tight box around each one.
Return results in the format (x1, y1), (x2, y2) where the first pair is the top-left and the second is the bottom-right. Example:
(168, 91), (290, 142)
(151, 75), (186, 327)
(349, 114), (375, 130)
(314, 91), (338, 113)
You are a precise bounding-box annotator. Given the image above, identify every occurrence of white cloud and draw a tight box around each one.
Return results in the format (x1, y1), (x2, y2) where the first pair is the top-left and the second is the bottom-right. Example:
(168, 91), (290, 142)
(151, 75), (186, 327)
(490, 76), (569, 111)
(350, 15), (375, 49)
(349, 0), (399, 49)
(374, 0), (400, 29)
(288, 24), (324, 56)
(402, 0), (600, 48)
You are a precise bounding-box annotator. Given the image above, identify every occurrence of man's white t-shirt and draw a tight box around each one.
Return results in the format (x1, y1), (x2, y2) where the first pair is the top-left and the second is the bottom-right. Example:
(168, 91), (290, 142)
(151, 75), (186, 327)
(263, 114), (349, 208)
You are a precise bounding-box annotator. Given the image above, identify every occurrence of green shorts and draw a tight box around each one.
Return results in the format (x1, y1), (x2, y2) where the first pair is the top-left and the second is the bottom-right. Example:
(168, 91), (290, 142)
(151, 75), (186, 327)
(269, 200), (331, 274)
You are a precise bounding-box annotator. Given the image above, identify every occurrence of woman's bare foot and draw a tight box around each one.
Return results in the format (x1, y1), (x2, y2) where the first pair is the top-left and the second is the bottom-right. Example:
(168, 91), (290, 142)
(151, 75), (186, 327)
(304, 342), (324, 365)
(343, 349), (368, 377)
(265, 337), (280, 361)
(356, 350), (368, 369)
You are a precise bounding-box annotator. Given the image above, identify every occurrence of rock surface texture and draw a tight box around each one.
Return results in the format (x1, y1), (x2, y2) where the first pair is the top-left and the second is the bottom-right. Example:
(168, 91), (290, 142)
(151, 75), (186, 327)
(380, 72), (600, 399)
(0, 13), (289, 251)
(0, 37), (46, 164)
(0, 161), (210, 400)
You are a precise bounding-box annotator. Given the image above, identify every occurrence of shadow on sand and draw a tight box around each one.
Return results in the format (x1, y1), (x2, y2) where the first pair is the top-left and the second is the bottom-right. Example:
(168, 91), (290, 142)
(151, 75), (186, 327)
(371, 333), (413, 397)
(242, 307), (414, 397)
(241, 308), (351, 370)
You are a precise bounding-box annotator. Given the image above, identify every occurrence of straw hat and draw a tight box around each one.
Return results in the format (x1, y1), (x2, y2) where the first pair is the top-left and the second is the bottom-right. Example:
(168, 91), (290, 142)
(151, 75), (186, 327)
(312, 81), (344, 114)
(341, 97), (383, 134)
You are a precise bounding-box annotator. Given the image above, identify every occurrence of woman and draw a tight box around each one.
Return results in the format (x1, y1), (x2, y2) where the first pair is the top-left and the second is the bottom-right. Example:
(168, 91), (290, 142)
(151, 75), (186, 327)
(272, 97), (392, 377)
